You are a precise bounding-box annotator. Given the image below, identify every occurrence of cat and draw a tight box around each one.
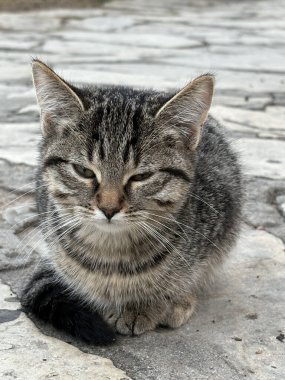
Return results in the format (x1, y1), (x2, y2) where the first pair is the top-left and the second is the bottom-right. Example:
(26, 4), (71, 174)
(21, 59), (242, 345)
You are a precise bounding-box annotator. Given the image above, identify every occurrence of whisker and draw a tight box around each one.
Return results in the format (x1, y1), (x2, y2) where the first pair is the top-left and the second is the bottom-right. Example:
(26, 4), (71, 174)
(140, 212), (187, 242)
(1, 184), (47, 212)
(4, 180), (37, 196)
(141, 210), (224, 254)
(15, 211), (67, 245)
(22, 216), (78, 261)
(139, 220), (192, 270)
(140, 210), (189, 240)
(48, 218), (81, 253)
(19, 212), (75, 255)
(188, 192), (220, 215)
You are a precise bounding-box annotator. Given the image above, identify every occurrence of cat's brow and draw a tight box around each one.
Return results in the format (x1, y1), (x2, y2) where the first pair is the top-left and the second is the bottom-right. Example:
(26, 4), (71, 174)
(159, 167), (190, 182)
(44, 156), (69, 167)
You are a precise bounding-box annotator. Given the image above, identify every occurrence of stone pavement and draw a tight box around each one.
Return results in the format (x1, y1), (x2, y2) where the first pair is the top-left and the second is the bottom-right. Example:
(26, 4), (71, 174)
(0, 0), (284, 379)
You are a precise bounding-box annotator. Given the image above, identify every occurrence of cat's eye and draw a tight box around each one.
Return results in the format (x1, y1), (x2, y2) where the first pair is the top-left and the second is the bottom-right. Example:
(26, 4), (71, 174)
(72, 164), (95, 179)
(129, 172), (153, 182)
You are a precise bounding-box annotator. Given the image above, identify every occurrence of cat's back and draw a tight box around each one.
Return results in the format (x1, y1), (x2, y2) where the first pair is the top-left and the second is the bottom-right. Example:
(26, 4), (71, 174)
(189, 115), (243, 247)
(197, 115), (241, 186)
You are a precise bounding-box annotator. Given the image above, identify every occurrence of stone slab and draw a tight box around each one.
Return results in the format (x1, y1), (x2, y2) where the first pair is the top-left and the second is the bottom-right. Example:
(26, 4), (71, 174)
(235, 138), (285, 180)
(0, 281), (131, 380)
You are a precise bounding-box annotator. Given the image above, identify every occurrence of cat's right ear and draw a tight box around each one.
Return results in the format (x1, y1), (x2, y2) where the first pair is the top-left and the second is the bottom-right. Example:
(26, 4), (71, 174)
(32, 59), (84, 136)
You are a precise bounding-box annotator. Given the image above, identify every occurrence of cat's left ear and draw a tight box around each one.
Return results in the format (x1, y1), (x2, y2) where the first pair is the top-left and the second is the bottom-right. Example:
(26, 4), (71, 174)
(32, 59), (84, 136)
(156, 74), (214, 150)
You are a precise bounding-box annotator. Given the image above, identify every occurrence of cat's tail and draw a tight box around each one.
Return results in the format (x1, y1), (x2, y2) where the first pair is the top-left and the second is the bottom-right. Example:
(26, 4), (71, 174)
(21, 267), (116, 345)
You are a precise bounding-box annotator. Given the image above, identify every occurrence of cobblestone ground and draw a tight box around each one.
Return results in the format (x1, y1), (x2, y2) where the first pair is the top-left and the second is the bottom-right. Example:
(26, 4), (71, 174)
(0, 0), (284, 379)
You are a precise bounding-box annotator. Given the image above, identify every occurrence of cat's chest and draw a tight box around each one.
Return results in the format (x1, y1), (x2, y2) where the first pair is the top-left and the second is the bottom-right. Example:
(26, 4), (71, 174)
(51, 226), (187, 307)
(55, 248), (172, 306)
(52, 240), (183, 307)
(68, 226), (159, 268)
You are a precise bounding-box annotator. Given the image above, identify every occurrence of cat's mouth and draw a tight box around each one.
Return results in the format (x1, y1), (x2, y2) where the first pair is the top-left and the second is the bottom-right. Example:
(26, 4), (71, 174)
(71, 206), (132, 234)
(88, 210), (131, 233)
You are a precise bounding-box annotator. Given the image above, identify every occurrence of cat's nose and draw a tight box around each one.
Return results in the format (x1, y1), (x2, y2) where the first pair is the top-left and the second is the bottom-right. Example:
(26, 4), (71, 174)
(96, 187), (125, 220)
(100, 207), (120, 221)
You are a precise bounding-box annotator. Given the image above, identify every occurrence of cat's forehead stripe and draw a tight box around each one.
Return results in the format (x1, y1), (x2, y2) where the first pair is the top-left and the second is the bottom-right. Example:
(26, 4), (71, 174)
(86, 100), (144, 167)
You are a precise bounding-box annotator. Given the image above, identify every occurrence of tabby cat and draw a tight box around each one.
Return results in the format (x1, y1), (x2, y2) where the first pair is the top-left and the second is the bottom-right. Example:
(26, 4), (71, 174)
(21, 60), (242, 344)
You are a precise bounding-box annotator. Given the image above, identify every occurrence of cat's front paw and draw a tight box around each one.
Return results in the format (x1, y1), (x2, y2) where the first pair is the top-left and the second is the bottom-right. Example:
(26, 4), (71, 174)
(162, 294), (197, 328)
(104, 294), (197, 337)
(115, 309), (158, 336)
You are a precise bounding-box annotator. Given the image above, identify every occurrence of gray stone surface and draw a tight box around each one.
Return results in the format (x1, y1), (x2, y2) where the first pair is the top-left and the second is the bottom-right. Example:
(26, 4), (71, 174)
(0, 0), (284, 379)
(0, 281), (131, 380)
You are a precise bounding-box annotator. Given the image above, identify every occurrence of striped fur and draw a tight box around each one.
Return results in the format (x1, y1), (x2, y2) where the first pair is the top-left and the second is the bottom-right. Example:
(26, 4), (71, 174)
(21, 60), (243, 343)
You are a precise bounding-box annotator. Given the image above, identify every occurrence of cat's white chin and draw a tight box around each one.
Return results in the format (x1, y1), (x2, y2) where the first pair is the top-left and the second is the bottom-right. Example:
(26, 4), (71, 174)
(94, 220), (130, 234)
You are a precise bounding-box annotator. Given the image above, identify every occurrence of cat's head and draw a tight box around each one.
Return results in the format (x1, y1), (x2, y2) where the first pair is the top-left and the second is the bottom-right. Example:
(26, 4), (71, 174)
(33, 60), (214, 234)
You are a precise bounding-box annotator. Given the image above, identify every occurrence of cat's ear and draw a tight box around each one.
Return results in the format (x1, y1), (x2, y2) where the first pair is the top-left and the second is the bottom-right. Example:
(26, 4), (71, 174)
(156, 74), (214, 150)
(32, 59), (84, 136)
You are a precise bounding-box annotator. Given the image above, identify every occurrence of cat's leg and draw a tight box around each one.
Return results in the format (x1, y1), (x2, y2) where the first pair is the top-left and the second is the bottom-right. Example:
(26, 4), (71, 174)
(108, 293), (196, 336)
(21, 266), (116, 345)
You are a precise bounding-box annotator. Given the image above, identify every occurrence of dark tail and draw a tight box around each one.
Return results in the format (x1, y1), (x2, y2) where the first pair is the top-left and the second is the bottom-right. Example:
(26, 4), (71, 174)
(21, 268), (116, 345)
